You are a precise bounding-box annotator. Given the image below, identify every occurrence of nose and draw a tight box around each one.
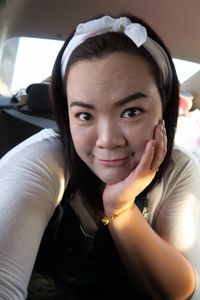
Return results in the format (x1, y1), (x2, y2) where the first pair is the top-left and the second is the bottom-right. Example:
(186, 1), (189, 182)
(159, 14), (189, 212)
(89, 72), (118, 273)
(95, 119), (126, 149)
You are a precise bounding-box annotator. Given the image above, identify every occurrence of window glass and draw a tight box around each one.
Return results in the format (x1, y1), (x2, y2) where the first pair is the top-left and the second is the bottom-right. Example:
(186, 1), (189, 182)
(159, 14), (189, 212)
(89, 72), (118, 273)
(0, 37), (64, 96)
(0, 37), (200, 97)
(173, 58), (200, 83)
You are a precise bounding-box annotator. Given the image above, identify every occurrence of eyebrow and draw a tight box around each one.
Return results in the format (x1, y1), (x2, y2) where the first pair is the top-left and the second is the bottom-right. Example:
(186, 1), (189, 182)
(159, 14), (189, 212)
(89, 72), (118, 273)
(69, 92), (147, 109)
(70, 101), (94, 109)
(115, 92), (147, 107)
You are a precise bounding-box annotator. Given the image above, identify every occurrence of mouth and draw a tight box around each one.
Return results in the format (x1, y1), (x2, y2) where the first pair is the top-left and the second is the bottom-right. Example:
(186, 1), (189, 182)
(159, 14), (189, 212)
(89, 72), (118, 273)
(97, 157), (128, 167)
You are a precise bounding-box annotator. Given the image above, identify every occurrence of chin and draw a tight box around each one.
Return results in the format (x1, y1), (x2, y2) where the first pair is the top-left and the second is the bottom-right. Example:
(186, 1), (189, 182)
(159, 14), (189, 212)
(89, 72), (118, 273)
(99, 172), (130, 185)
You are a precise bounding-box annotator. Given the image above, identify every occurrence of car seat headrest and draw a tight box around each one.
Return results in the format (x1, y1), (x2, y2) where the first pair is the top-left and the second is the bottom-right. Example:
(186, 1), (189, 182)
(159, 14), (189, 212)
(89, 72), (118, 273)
(26, 83), (52, 112)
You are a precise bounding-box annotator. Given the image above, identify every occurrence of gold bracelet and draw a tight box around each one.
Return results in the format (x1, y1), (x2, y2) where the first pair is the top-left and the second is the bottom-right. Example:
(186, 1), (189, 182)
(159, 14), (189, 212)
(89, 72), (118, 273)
(102, 203), (135, 225)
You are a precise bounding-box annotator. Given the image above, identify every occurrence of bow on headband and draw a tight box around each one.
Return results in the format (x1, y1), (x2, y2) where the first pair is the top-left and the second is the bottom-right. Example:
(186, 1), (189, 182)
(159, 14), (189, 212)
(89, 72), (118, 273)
(61, 15), (172, 88)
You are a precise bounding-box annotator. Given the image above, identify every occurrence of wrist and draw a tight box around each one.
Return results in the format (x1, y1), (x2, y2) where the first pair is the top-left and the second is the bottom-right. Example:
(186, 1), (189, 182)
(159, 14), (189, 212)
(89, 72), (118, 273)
(102, 202), (135, 225)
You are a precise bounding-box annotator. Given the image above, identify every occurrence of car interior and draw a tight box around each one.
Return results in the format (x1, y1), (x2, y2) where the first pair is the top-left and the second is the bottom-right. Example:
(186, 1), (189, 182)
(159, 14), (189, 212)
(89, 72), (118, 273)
(1, 1), (200, 299)
(0, 0), (200, 164)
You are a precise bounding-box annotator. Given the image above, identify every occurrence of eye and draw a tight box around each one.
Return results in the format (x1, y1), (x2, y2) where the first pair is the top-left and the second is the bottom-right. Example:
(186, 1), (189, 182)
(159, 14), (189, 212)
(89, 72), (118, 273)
(121, 108), (142, 118)
(77, 112), (93, 121)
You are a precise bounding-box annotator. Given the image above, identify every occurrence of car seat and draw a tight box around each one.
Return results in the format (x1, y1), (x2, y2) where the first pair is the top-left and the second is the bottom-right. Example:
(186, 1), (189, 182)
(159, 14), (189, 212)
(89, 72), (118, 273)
(0, 83), (58, 157)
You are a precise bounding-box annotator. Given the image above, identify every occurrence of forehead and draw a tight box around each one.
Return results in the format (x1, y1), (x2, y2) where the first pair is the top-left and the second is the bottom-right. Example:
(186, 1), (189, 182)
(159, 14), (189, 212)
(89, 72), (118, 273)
(66, 52), (162, 112)
(66, 52), (158, 100)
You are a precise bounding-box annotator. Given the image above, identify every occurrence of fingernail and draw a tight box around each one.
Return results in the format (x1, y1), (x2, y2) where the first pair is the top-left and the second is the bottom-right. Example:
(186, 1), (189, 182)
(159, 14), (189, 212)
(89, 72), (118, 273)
(160, 120), (165, 133)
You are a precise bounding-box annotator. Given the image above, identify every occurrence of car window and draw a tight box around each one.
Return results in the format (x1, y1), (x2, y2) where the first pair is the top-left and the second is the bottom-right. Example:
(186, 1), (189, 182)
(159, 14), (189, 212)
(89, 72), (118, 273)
(0, 37), (64, 96)
(0, 37), (200, 97)
(173, 58), (200, 83)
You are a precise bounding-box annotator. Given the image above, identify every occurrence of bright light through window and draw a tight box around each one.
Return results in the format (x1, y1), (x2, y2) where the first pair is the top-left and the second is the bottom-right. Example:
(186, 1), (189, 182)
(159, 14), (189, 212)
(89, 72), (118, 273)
(173, 58), (200, 83)
(11, 38), (200, 91)
(11, 37), (64, 93)
(1, 36), (200, 97)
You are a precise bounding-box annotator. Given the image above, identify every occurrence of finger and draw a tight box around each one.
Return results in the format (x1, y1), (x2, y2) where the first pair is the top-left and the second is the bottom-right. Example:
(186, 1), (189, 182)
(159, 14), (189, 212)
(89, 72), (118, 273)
(136, 139), (156, 174)
(150, 120), (167, 172)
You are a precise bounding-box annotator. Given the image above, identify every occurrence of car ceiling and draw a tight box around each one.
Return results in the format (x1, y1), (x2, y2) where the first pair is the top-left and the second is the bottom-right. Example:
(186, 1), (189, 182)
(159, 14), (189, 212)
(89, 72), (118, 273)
(1, 0), (200, 63)
(0, 0), (200, 107)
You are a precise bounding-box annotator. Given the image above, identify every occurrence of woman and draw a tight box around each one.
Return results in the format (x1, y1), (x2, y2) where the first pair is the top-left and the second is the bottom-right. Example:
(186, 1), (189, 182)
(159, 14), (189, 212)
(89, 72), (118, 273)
(0, 14), (200, 300)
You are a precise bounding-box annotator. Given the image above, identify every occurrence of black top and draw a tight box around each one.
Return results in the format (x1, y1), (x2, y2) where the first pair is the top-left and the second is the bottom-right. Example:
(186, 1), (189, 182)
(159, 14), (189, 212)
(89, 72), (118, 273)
(33, 192), (148, 299)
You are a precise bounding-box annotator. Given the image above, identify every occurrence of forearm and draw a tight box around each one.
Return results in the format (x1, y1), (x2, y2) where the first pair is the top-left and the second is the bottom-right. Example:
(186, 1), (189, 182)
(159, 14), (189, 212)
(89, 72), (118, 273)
(107, 205), (196, 300)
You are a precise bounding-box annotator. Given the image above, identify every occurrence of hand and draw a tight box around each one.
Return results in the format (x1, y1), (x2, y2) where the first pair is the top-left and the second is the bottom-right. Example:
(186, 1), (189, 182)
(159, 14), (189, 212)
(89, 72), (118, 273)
(103, 120), (167, 215)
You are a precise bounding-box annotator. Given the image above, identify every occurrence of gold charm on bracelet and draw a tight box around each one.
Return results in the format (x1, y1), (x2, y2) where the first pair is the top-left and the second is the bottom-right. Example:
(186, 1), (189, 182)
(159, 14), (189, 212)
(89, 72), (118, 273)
(102, 203), (135, 225)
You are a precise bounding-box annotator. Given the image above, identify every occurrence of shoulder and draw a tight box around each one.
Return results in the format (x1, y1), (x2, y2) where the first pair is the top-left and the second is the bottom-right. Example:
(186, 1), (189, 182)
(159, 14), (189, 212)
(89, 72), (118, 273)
(160, 146), (200, 195)
(172, 145), (199, 166)
(1, 128), (63, 163)
(0, 129), (68, 207)
(146, 147), (200, 223)
(169, 146), (200, 181)
(0, 129), (66, 175)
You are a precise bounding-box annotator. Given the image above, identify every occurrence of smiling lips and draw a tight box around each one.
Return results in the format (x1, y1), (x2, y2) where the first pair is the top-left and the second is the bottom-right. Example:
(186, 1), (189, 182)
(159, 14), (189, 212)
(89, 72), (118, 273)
(97, 157), (128, 167)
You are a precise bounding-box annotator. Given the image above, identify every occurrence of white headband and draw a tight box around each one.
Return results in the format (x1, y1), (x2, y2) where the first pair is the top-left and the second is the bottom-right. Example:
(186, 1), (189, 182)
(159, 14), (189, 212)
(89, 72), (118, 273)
(61, 15), (172, 88)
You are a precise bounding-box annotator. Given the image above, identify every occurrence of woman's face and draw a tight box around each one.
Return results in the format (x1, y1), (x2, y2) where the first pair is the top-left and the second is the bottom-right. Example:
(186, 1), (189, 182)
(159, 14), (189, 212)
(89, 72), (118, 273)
(67, 52), (162, 184)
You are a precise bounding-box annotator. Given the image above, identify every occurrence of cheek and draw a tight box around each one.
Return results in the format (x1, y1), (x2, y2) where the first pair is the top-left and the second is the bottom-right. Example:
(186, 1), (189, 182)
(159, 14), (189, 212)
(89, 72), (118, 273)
(126, 122), (155, 150)
(70, 126), (94, 155)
